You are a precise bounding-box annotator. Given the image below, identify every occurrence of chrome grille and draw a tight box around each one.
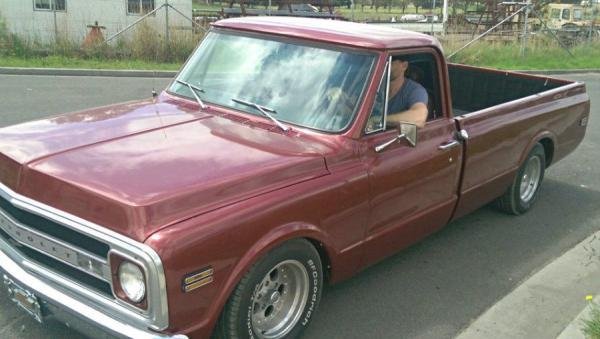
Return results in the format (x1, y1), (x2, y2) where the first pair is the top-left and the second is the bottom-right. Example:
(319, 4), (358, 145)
(0, 209), (111, 282)
(0, 181), (170, 330)
(0, 194), (109, 257)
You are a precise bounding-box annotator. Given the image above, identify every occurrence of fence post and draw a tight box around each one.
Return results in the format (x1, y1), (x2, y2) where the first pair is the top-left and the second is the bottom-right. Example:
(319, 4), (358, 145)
(53, 0), (58, 44)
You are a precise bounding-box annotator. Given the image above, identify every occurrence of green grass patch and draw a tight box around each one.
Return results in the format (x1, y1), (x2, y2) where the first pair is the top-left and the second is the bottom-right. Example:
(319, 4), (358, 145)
(443, 39), (600, 70)
(0, 55), (181, 71)
(583, 303), (600, 339)
(1, 34), (598, 72)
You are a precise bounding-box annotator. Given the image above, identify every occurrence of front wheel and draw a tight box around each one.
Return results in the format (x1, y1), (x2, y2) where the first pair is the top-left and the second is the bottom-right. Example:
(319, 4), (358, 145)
(496, 143), (546, 215)
(216, 239), (323, 339)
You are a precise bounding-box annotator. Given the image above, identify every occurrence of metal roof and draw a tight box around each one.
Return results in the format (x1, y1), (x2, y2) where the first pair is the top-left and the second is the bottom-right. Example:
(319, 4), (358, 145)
(212, 16), (443, 51)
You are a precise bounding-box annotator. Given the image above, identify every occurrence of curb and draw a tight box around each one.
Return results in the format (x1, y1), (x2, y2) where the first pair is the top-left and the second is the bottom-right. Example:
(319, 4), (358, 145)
(0, 67), (599, 78)
(0, 67), (177, 78)
(455, 230), (600, 339)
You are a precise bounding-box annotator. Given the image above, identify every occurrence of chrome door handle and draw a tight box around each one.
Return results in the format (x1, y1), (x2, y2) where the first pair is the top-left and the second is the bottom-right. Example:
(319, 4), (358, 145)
(438, 140), (460, 150)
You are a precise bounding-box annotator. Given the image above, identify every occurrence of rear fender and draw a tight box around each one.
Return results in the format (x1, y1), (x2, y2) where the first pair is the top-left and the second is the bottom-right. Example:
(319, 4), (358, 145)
(518, 130), (557, 169)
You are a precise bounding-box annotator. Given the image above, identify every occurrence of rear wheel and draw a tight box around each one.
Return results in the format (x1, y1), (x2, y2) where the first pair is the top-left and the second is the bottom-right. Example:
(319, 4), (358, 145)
(216, 239), (323, 339)
(496, 143), (546, 215)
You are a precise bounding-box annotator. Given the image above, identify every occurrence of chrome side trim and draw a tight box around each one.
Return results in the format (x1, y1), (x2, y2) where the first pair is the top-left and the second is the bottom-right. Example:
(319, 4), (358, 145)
(0, 236), (186, 339)
(383, 55), (391, 129)
(365, 57), (389, 135)
(183, 267), (214, 292)
(0, 182), (169, 330)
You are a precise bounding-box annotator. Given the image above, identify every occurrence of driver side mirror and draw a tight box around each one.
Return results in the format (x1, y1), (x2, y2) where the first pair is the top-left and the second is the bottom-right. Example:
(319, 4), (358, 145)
(374, 122), (418, 153)
(400, 123), (417, 147)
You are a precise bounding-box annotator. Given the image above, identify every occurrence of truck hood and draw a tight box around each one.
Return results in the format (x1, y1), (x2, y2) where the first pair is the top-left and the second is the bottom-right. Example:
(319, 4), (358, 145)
(0, 97), (331, 241)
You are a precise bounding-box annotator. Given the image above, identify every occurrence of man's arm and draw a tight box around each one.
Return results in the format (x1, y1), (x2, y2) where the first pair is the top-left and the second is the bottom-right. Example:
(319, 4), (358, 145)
(387, 102), (428, 128)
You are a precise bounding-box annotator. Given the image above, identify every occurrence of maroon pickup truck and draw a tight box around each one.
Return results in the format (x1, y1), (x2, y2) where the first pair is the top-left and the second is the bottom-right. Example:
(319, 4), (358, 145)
(0, 17), (590, 339)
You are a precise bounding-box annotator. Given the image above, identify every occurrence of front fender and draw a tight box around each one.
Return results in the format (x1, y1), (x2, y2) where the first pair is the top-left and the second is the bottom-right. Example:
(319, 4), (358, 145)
(146, 218), (341, 338)
(202, 222), (336, 335)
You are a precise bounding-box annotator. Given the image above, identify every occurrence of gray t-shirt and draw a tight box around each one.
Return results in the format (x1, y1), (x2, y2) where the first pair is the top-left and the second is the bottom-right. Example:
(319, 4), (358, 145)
(388, 78), (428, 113)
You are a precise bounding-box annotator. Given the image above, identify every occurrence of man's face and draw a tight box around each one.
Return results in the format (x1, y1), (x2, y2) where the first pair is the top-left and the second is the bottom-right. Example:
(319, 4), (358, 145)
(390, 59), (409, 80)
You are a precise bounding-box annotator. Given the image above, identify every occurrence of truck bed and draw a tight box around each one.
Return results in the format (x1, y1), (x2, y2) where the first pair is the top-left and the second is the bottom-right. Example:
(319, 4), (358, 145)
(448, 64), (571, 116)
(447, 63), (589, 219)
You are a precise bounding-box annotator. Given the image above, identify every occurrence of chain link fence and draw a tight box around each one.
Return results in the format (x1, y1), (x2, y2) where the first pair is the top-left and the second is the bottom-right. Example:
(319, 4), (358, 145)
(0, 0), (598, 67)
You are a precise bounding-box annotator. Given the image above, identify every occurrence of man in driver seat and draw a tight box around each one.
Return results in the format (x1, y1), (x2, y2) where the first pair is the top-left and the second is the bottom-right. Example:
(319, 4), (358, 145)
(386, 56), (429, 128)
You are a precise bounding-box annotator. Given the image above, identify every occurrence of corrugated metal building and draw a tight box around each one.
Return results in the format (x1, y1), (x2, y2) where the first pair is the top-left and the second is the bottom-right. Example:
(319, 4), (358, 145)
(0, 0), (192, 44)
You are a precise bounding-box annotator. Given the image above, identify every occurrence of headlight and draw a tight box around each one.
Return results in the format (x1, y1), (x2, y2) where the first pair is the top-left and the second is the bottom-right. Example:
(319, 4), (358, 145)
(118, 261), (146, 303)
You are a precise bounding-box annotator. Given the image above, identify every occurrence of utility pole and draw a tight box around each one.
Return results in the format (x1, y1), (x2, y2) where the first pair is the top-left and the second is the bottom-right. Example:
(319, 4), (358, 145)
(431, 0), (436, 35)
(442, 0), (448, 35)
(521, 1), (530, 57)
(165, 0), (170, 49)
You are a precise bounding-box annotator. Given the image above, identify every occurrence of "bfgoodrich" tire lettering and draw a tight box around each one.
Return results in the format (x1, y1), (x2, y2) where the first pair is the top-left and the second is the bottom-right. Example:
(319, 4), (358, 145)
(302, 259), (319, 326)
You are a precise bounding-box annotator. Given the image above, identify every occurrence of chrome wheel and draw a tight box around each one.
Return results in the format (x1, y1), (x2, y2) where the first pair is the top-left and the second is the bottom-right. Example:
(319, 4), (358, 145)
(251, 260), (309, 339)
(519, 156), (542, 203)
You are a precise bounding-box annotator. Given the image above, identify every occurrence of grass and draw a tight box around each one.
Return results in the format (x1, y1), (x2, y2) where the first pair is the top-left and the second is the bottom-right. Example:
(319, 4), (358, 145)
(583, 303), (600, 339)
(0, 55), (181, 70)
(2, 39), (599, 71)
(442, 38), (600, 70)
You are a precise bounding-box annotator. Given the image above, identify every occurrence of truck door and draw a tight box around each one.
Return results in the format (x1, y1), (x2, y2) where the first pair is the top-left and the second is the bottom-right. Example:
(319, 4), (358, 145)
(359, 51), (462, 265)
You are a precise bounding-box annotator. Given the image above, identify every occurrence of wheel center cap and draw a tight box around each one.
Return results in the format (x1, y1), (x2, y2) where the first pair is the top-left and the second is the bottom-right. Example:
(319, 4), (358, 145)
(270, 291), (281, 303)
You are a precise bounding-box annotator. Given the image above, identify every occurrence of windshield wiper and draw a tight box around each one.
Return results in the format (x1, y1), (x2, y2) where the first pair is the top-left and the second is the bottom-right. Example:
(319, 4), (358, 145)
(231, 98), (290, 132)
(176, 79), (207, 109)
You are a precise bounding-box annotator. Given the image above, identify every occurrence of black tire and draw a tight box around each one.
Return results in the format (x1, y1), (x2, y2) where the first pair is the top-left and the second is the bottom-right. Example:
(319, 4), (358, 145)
(215, 239), (323, 339)
(496, 143), (546, 215)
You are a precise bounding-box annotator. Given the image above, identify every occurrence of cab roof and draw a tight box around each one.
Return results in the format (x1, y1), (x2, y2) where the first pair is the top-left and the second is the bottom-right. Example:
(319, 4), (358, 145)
(212, 16), (443, 51)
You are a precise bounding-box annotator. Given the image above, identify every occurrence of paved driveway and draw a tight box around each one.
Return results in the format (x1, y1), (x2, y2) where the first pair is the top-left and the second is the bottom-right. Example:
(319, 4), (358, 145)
(0, 74), (598, 339)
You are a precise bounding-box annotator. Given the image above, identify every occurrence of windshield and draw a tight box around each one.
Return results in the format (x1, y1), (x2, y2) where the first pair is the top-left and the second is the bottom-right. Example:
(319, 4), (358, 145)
(169, 31), (376, 132)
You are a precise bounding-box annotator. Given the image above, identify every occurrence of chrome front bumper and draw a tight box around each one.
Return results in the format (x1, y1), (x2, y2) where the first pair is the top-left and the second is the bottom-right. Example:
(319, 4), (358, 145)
(0, 240), (187, 339)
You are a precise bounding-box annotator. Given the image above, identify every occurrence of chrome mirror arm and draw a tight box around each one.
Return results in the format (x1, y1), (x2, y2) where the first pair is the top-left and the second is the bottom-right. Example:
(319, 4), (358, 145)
(375, 133), (406, 153)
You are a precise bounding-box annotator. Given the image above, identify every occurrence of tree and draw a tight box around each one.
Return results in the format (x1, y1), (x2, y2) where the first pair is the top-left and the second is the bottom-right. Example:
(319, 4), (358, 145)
(396, 0), (409, 13)
(415, 0), (438, 11)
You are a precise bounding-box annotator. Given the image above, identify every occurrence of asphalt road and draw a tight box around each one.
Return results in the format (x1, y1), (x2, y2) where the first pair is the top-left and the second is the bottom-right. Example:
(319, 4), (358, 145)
(0, 74), (598, 339)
